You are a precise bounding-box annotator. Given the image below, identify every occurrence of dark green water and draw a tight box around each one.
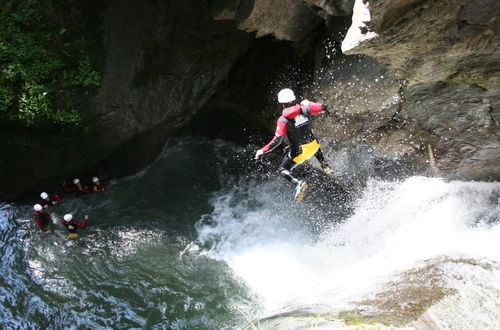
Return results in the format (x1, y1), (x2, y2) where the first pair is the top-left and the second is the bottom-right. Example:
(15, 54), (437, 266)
(2, 138), (500, 329)
(0, 139), (262, 329)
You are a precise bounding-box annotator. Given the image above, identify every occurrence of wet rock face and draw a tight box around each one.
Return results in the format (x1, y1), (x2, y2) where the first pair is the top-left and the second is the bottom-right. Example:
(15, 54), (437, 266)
(0, 0), (255, 201)
(211, 0), (356, 40)
(212, 0), (322, 41)
(236, 0), (321, 41)
(326, 0), (500, 181)
(1, 0), (498, 200)
(401, 82), (499, 180)
(346, 0), (500, 86)
(90, 0), (252, 171)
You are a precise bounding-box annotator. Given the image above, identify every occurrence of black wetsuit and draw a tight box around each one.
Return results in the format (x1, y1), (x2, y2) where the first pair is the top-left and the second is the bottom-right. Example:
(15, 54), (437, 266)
(260, 101), (329, 183)
(34, 210), (51, 232)
(62, 218), (88, 234)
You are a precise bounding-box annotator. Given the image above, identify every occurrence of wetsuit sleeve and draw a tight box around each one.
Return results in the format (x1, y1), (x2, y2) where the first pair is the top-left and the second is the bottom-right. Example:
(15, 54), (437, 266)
(76, 218), (88, 228)
(35, 219), (48, 232)
(301, 100), (326, 116)
(261, 118), (287, 153)
(93, 185), (105, 194)
(34, 212), (50, 232)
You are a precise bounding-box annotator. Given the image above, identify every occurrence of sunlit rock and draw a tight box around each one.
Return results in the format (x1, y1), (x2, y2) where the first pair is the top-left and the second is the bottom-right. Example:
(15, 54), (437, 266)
(341, 0), (500, 85)
(302, 0), (353, 18)
(235, 0), (322, 41)
(341, 0), (378, 53)
(332, 0), (500, 181)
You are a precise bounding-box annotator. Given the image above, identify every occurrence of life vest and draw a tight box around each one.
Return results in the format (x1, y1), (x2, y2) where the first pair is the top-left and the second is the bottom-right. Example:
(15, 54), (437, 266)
(66, 222), (77, 233)
(92, 183), (106, 194)
(33, 210), (51, 231)
(40, 194), (62, 207)
(34, 210), (51, 224)
(279, 104), (316, 157)
(63, 218), (88, 233)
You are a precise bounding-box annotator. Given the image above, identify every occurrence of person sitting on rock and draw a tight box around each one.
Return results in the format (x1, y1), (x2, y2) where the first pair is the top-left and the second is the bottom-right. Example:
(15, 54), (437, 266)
(39, 191), (62, 209)
(61, 213), (89, 239)
(33, 204), (52, 232)
(91, 177), (106, 194)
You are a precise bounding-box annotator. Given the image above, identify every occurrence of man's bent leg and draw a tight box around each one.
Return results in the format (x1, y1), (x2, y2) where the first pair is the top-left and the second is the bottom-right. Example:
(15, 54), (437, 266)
(279, 155), (300, 184)
(315, 148), (333, 174)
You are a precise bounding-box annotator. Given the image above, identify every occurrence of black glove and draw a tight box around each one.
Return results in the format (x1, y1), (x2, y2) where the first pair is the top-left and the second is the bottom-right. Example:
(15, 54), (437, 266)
(323, 104), (331, 115)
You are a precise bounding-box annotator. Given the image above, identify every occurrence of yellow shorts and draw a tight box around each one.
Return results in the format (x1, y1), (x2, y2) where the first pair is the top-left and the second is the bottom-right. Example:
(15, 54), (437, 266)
(292, 139), (320, 164)
(68, 233), (79, 239)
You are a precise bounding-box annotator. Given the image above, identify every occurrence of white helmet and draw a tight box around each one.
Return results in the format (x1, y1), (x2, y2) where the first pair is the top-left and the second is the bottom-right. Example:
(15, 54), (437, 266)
(40, 192), (49, 200)
(277, 88), (296, 104)
(34, 204), (43, 212)
(92, 177), (99, 183)
(73, 178), (80, 184)
(64, 214), (73, 221)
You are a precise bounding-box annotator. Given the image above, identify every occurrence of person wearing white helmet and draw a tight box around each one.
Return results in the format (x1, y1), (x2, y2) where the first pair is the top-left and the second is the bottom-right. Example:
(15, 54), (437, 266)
(91, 176), (106, 194)
(33, 204), (52, 232)
(62, 177), (89, 194)
(74, 178), (89, 193)
(62, 213), (89, 239)
(255, 88), (333, 202)
(39, 191), (62, 208)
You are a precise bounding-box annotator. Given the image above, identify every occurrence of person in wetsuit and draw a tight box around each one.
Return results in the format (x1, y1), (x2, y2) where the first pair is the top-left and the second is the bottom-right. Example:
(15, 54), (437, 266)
(39, 191), (62, 209)
(255, 88), (333, 202)
(62, 213), (89, 239)
(62, 178), (90, 196)
(33, 204), (52, 232)
(91, 177), (106, 194)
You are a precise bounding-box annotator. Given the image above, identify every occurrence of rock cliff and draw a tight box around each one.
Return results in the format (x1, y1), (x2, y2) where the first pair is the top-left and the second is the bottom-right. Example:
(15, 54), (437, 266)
(335, 0), (500, 181)
(1, 0), (498, 200)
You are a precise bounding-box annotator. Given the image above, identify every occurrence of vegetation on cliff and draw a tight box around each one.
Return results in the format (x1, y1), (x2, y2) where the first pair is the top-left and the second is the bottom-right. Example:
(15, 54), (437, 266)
(0, 0), (103, 129)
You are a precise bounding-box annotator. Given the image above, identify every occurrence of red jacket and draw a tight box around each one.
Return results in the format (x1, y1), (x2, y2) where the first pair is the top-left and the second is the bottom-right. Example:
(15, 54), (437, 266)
(33, 210), (51, 232)
(261, 101), (326, 153)
(62, 217), (88, 233)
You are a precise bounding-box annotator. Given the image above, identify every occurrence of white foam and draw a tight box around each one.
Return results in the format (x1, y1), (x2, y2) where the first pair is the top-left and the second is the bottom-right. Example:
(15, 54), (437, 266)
(196, 177), (500, 314)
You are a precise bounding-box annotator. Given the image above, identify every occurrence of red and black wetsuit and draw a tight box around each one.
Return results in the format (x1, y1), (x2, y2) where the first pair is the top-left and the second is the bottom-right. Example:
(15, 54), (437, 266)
(33, 210), (52, 232)
(63, 183), (74, 193)
(72, 184), (90, 196)
(40, 194), (62, 208)
(92, 183), (106, 194)
(63, 180), (90, 194)
(260, 101), (328, 183)
(62, 218), (88, 234)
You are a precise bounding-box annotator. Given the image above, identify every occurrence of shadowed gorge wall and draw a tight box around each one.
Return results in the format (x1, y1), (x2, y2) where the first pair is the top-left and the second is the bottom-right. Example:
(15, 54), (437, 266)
(1, 0), (498, 200)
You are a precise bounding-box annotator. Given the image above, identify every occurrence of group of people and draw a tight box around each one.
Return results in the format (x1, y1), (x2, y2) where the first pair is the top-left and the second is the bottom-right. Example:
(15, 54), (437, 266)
(63, 177), (106, 194)
(32, 176), (106, 239)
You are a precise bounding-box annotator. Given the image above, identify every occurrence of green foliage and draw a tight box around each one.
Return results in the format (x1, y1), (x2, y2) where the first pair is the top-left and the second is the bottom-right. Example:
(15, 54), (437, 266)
(0, 0), (102, 128)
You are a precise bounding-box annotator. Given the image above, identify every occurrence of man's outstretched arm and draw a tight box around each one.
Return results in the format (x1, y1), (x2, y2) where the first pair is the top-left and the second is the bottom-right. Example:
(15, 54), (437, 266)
(255, 118), (287, 160)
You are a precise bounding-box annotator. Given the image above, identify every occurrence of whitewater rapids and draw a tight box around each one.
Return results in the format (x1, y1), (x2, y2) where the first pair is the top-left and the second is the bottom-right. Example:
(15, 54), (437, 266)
(1, 139), (499, 329)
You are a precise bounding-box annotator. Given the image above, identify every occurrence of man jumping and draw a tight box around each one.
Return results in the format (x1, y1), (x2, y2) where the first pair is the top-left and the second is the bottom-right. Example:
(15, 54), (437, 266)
(255, 88), (333, 202)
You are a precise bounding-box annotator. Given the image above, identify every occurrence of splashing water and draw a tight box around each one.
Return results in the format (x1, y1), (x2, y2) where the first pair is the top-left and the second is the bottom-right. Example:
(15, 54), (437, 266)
(195, 175), (500, 326)
(1, 139), (499, 328)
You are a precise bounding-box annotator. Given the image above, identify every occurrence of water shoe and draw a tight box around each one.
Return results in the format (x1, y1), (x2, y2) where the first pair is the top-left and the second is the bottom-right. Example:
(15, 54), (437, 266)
(294, 181), (308, 202)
